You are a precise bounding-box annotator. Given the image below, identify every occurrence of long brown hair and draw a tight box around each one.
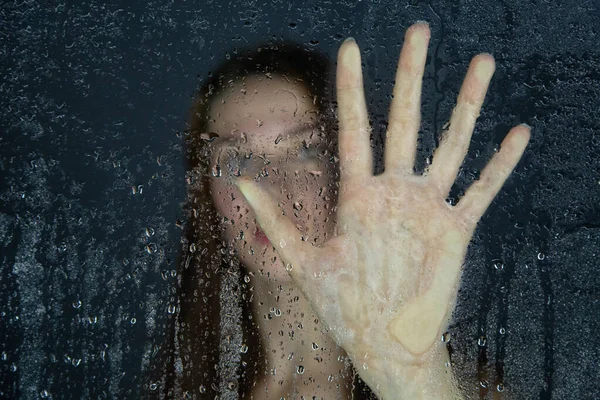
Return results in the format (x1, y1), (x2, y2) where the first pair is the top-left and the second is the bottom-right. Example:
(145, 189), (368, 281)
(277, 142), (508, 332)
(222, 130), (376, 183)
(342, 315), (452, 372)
(148, 40), (341, 399)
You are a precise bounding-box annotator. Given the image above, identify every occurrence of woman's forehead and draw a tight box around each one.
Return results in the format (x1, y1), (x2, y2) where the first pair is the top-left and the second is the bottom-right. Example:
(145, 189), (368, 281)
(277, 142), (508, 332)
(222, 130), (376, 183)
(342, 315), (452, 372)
(207, 74), (318, 139)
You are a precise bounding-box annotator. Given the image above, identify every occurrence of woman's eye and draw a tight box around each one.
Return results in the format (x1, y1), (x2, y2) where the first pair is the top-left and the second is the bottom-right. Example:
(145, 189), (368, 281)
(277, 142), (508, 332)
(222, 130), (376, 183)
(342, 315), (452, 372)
(217, 149), (244, 175)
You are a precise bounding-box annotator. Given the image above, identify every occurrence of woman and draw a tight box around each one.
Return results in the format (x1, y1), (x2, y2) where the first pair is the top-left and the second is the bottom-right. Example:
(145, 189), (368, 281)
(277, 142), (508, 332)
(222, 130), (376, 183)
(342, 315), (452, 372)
(153, 21), (531, 400)
(154, 40), (361, 399)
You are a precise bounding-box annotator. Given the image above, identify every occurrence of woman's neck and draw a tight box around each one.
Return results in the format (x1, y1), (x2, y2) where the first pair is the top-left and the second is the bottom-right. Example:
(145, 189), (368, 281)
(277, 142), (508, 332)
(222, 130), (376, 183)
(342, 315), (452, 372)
(249, 275), (352, 399)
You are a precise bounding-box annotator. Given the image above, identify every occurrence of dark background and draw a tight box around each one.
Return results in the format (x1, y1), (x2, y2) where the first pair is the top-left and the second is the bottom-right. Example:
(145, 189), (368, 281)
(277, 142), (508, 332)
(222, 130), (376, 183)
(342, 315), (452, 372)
(1, 0), (599, 399)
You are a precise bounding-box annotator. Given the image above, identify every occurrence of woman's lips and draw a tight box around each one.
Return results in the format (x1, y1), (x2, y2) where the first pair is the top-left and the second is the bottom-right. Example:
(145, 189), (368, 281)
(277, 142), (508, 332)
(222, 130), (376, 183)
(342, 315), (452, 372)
(254, 227), (271, 245)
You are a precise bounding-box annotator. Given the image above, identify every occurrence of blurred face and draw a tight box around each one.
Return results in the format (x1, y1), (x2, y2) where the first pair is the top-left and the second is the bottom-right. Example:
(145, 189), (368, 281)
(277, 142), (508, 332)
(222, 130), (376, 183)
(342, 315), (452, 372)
(206, 74), (335, 282)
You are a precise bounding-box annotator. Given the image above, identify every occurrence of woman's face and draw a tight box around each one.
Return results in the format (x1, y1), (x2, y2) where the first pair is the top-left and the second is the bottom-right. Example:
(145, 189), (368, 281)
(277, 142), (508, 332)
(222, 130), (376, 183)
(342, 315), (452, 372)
(206, 74), (335, 282)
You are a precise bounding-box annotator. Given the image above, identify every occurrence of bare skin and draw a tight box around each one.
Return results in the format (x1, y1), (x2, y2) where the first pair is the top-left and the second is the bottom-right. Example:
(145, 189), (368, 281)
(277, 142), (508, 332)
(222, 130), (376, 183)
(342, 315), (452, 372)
(208, 75), (352, 398)
(235, 22), (531, 399)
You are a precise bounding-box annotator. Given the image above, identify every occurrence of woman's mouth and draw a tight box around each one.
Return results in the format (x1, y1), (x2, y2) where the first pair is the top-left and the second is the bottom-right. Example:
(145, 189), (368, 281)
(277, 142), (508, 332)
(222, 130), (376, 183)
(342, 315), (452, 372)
(254, 227), (271, 245)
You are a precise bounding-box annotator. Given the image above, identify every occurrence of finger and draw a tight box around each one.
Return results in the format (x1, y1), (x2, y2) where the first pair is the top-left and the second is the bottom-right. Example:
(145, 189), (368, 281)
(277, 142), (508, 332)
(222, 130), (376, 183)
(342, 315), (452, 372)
(427, 54), (496, 197)
(337, 38), (372, 189)
(455, 124), (531, 231)
(234, 177), (311, 281)
(385, 22), (430, 175)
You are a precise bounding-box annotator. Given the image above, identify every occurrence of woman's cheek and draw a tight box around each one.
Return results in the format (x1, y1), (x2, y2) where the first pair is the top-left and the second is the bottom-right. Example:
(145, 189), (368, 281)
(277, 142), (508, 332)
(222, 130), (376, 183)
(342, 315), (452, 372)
(210, 179), (243, 240)
(208, 172), (333, 282)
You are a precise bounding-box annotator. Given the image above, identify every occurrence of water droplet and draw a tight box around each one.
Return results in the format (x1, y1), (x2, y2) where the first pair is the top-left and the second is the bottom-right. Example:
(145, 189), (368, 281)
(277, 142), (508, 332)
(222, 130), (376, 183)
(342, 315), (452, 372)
(212, 164), (221, 177)
(514, 221), (524, 229)
(497, 383), (505, 392)
(130, 317), (136, 325)
(480, 379), (489, 388)
(274, 308), (281, 317)
(168, 304), (176, 314)
(189, 243), (196, 253)
(293, 202), (303, 211)
(328, 375), (334, 382)
(312, 342), (319, 350)
(72, 358), (81, 367)
(285, 263), (293, 272)
(441, 332), (451, 343)
(227, 381), (235, 390)
(362, 363), (369, 370)
(10, 363), (17, 372)
(493, 260), (504, 271)
(296, 365), (305, 374)
(131, 185), (144, 195)
(275, 134), (283, 144)
(279, 239), (286, 248)
(200, 132), (219, 142)
(499, 327), (506, 335)
(199, 385), (206, 394)
(146, 243), (157, 254)
(72, 300), (82, 309)
(244, 275), (251, 283)
(240, 344), (248, 354)
(537, 252), (545, 260)
(145, 227), (155, 237)
(149, 382), (158, 391)
(40, 390), (49, 398)
(477, 336), (487, 347)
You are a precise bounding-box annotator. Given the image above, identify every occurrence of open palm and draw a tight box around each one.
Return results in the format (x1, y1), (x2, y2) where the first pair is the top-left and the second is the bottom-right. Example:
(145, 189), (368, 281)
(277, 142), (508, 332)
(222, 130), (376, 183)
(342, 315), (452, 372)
(236, 22), (530, 396)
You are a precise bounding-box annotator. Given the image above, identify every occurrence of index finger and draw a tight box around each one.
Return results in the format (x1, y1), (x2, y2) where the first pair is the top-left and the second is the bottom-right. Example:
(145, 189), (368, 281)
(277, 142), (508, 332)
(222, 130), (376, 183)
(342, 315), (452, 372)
(336, 38), (372, 190)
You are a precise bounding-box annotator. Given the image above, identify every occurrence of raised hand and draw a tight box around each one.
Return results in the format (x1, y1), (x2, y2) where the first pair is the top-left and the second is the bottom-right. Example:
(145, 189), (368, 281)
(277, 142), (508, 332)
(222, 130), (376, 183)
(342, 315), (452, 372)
(235, 22), (530, 399)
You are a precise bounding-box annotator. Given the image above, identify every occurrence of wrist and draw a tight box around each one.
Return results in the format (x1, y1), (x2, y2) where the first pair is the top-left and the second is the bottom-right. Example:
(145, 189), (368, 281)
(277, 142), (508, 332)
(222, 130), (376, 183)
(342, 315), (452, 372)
(352, 342), (463, 400)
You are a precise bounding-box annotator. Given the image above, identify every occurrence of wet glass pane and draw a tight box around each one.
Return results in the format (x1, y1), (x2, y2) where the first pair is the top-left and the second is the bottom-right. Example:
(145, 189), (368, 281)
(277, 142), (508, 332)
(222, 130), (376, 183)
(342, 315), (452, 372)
(1, 1), (599, 399)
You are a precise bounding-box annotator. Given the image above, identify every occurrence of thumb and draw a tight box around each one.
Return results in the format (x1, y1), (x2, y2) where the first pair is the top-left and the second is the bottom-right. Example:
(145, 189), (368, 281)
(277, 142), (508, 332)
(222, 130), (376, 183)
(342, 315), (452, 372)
(235, 177), (311, 281)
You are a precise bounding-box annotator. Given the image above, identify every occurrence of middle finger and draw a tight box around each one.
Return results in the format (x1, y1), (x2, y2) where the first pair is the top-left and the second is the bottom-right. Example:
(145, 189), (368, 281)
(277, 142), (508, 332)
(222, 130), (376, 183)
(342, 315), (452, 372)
(384, 22), (431, 175)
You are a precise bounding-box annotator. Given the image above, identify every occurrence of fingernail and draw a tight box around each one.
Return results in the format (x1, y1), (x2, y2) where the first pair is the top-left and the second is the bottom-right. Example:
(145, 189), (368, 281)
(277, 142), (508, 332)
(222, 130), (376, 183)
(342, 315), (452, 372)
(235, 178), (255, 205)
(344, 37), (355, 43)
(520, 123), (531, 129)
